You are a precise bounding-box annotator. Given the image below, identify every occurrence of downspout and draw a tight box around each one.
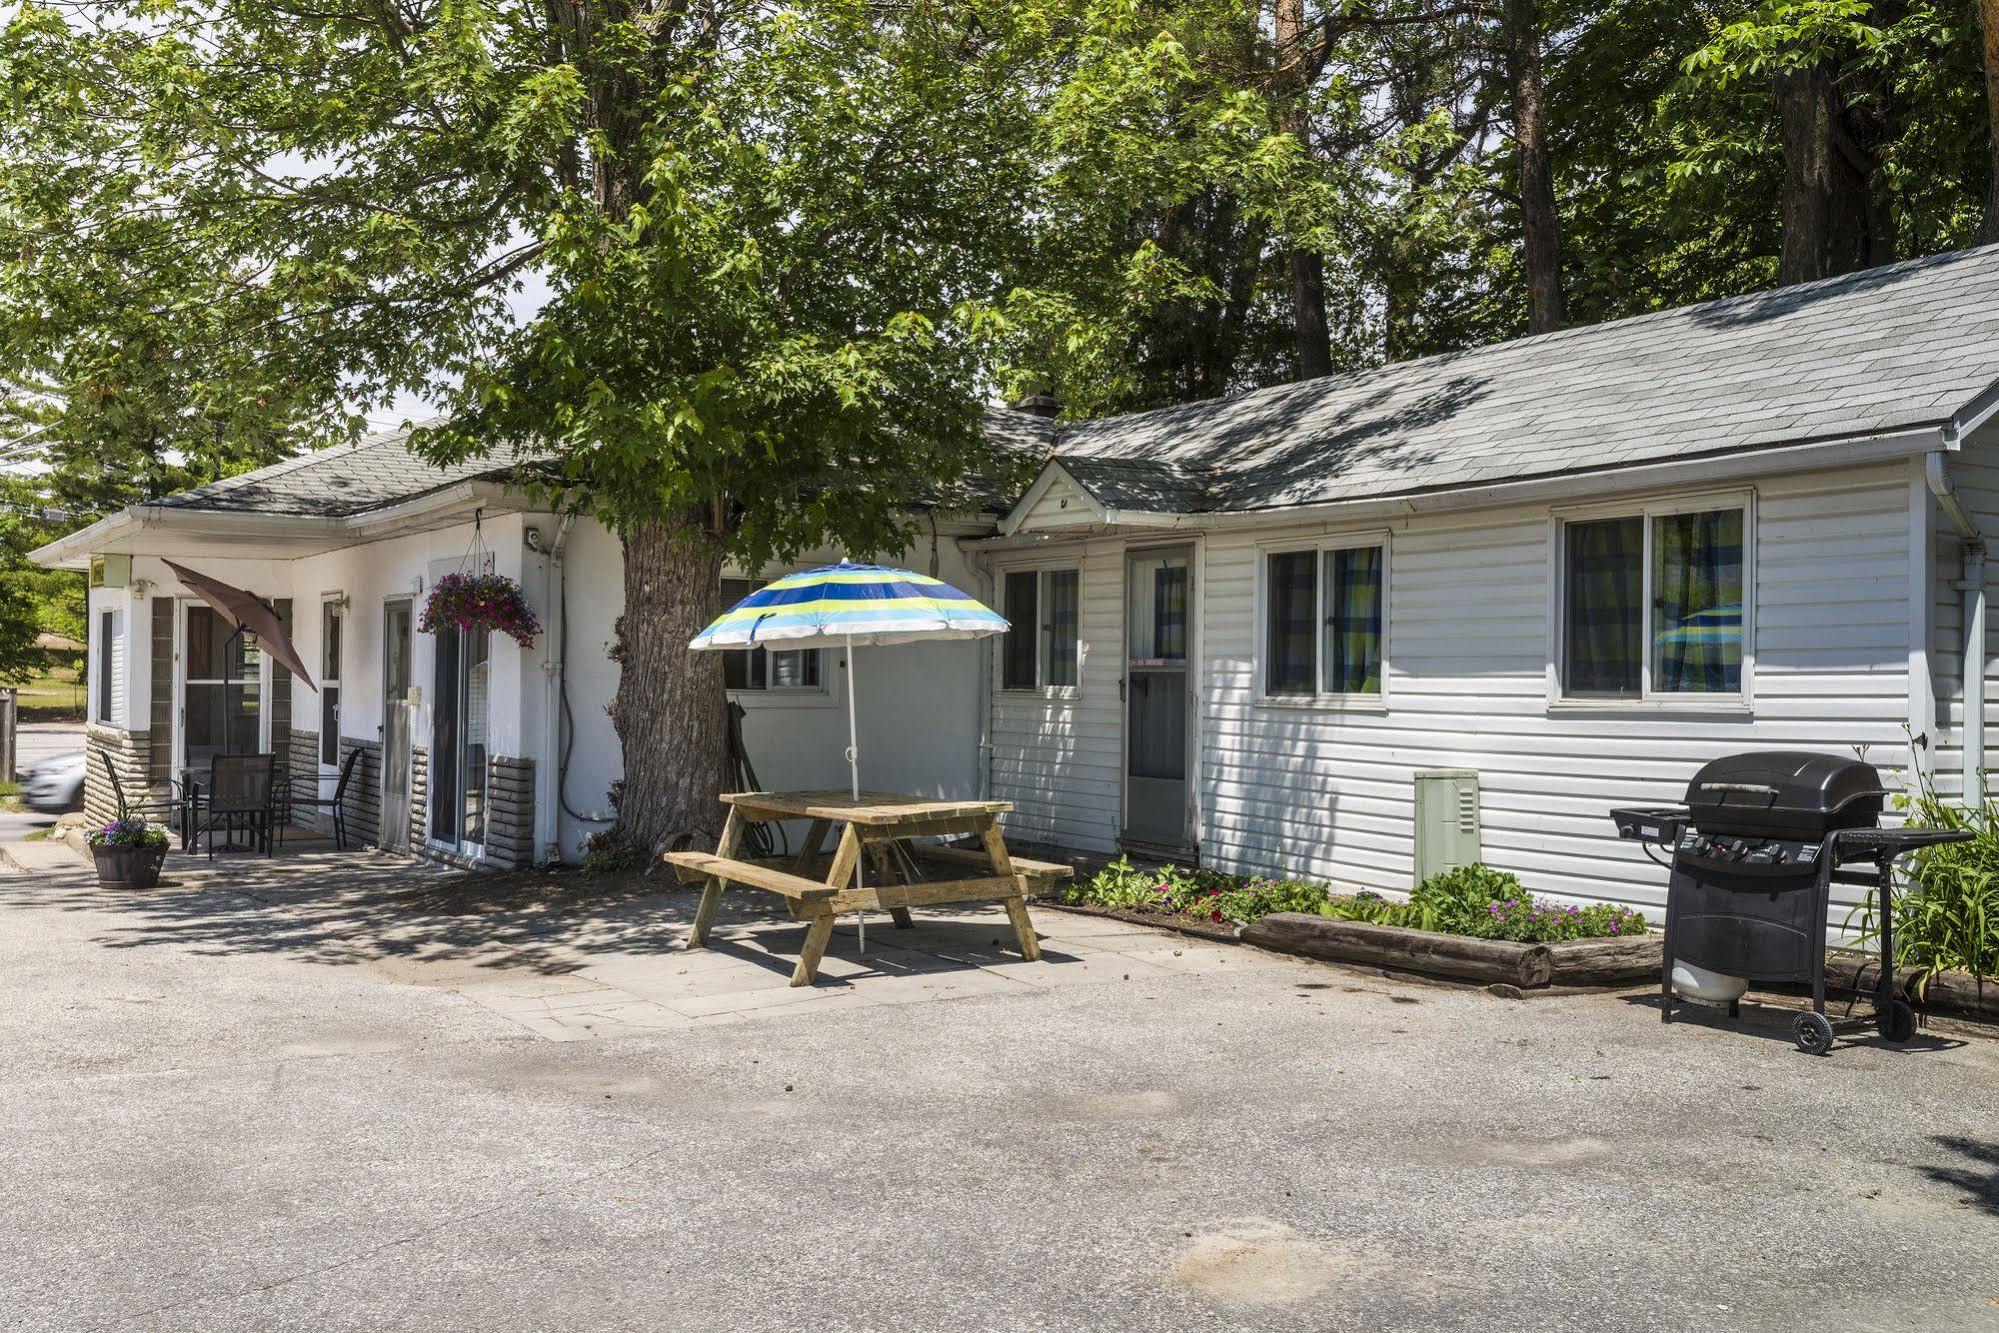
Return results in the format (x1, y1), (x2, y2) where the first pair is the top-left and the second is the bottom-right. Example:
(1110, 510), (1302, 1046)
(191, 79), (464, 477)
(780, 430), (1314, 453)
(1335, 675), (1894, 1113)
(1926, 452), (1986, 805)
(960, 536), (997, 802)
(538, 514), (577, 862)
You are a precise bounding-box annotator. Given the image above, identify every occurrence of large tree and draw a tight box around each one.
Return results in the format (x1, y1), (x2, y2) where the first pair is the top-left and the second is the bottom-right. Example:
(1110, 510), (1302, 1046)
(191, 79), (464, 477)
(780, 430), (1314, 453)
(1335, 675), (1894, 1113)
(1, 0), (1067, 856)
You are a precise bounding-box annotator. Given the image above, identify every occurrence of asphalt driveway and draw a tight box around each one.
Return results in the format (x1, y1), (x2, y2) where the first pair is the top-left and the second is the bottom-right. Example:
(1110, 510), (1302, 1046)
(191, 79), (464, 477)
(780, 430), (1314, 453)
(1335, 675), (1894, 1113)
(2, 851), (1996, 1332)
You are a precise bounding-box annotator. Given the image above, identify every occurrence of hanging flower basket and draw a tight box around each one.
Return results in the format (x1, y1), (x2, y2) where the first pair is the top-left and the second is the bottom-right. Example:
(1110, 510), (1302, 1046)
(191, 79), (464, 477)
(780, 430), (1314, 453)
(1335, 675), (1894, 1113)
(421, 571), (542, 647)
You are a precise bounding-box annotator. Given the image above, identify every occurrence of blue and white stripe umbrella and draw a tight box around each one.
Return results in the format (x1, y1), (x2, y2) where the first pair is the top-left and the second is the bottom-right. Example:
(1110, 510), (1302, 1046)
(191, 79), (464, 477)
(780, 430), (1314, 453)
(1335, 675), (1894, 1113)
(689, 560), (1009, 800)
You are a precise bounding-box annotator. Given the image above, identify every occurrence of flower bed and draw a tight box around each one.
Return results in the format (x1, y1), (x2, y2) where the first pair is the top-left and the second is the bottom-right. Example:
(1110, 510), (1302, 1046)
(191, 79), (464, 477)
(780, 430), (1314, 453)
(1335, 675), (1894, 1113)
(1058, 858), (1646, 945)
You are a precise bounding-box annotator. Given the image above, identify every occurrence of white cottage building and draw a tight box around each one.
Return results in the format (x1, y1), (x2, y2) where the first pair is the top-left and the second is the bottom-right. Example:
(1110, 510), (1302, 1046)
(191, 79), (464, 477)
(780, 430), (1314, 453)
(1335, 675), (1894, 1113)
(36, 246), (1999, 919)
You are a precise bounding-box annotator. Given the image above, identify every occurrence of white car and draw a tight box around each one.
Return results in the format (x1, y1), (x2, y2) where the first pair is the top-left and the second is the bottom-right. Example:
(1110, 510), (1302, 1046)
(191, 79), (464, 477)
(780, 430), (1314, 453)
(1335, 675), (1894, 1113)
(22, 751), (85, 813)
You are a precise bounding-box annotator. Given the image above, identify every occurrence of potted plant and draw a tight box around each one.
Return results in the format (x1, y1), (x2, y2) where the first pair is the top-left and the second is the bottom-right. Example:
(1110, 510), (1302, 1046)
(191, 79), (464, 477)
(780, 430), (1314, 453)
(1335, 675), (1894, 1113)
(87, 817), (170, 890)
(420, 570), (541, 647)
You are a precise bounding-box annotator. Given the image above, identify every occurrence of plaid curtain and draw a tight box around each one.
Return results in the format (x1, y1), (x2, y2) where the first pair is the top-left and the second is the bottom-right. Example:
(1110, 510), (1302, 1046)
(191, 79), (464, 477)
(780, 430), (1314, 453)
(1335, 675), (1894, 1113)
(1323, 546), (1383, 693)
(1564, 517), (1643, 696)
(1653, 509), (1743, 692)
(1047, 569), (1080, 686)
(1266, 552), (1315, 694)
(1154, 565), (1188, 663)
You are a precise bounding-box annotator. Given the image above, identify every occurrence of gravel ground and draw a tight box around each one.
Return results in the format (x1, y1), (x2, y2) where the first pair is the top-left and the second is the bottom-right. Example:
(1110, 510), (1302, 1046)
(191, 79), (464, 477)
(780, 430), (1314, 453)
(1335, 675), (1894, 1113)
(2, 857), (1996, 1332)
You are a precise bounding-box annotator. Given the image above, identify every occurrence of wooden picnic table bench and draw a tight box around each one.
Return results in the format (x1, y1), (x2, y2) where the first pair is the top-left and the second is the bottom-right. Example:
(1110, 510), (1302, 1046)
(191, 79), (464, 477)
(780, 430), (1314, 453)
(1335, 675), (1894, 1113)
(661, 790), (1073, 987)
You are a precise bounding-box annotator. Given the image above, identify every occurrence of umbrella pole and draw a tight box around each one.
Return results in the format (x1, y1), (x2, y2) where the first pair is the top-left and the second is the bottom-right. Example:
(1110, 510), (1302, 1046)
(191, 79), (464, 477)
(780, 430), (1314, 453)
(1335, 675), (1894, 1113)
(845, 634), (864, 954)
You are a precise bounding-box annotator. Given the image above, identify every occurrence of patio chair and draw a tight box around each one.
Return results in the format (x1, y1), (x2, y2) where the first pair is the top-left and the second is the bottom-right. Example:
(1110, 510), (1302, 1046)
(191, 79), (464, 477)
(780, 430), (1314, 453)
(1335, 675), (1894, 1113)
(280, 745), (366, 851)
(98, 749), (195, 852)
(192, 753), (278, 859)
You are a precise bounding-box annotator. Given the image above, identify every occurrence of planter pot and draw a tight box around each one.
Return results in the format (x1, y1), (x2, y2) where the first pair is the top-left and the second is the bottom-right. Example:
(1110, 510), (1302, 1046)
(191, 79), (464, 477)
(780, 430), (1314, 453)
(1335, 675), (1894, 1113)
(92, 842), (168, 890)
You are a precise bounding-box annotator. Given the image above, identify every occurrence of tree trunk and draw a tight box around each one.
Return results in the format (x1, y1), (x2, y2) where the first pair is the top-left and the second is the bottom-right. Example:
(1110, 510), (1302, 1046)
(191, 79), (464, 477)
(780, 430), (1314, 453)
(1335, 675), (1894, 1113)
(608, 515), (731, 861)
(1981, 0), (1999, 244)
(1274, 0), (1333, 379)
(1288, 248), (1333, 378)
(1774, 59), (1842, 285)
(1503, 0), (1564, 334)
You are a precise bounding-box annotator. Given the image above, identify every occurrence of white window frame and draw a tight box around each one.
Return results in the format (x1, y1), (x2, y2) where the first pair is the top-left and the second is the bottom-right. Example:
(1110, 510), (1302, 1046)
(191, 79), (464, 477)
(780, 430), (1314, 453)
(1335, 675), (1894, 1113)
(997, 562), (1083, 698)
(1547, 489), (1756, 712)
(720, 573), (831, 708)
(1253, 530), (1391, 710)
(320, 595), (345, 768)
(94, 606), (123, 727)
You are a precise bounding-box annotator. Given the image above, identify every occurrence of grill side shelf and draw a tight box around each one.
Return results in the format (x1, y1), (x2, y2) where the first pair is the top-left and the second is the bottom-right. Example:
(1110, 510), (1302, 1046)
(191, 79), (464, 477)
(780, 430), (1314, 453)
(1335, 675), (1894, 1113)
(1610, 807), (1687, 846)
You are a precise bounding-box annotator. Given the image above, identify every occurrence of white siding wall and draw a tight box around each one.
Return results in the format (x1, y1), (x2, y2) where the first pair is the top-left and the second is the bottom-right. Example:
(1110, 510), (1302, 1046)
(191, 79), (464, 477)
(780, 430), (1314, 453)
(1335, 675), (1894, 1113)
(987, 541), (1125, 851)
(995, 460), (1924, 918)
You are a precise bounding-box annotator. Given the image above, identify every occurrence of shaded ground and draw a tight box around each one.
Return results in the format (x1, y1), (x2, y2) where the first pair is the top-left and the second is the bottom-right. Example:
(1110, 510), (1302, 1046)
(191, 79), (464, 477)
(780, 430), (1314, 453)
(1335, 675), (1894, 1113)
(3, 851), (1998, 1331)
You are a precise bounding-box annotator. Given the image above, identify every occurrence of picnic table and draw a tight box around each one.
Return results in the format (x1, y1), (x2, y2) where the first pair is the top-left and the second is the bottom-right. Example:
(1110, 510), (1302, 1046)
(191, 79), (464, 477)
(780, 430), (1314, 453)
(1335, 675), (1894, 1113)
(663, 791), (1073, 987)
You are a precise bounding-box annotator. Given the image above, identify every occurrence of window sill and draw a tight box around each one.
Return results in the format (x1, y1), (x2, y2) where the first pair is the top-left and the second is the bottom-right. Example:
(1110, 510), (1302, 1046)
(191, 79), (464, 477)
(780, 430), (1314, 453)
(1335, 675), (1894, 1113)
(1546, 697), (1752, 719)
(727, 688), (837, 710)
(999, 687), (1082, 703)
(1254, 694), (1389, 713)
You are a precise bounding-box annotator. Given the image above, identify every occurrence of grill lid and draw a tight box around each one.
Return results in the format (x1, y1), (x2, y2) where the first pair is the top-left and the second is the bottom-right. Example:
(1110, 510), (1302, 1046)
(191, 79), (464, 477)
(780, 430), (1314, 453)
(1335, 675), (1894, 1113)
(1683, 750), (1888, 837)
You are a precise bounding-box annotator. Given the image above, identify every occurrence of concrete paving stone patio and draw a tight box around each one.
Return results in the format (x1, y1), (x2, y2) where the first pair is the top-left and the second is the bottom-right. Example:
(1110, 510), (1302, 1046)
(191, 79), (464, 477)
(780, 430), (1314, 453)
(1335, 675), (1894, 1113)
(2, 849), (1998, 1331)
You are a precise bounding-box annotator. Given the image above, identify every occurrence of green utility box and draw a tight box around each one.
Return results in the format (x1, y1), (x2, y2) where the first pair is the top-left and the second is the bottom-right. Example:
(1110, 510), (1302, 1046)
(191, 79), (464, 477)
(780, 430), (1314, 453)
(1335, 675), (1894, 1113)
(1413, 769), (1482, 886)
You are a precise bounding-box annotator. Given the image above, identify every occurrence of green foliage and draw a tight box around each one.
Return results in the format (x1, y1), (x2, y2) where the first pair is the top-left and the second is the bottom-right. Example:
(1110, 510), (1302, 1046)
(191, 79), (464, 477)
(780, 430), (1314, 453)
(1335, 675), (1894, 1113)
(579, 827), (640, 874)
(1847, 779), (1999, 986)
(1408, 863), (1527, 932)
(1064, 857), (1647, 943)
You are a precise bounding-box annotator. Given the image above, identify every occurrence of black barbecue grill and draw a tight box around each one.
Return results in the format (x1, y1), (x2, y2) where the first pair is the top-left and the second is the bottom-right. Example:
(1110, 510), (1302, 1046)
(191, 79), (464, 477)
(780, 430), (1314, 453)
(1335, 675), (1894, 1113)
(1611, 750), (1969, 1055)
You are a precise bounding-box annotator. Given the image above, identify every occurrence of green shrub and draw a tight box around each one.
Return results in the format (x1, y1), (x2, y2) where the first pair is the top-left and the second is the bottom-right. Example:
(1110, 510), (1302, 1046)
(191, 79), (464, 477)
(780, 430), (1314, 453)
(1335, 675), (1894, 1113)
(1409, 863), (1525, 933)
(1061, 857), (1646, 943)
(1846, 780), (1999, 986)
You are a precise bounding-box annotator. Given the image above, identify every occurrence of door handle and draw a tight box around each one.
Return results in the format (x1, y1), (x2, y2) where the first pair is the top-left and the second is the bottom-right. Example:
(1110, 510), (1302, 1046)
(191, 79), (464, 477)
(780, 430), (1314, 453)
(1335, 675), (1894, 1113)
(1119, 675), (1125, 702)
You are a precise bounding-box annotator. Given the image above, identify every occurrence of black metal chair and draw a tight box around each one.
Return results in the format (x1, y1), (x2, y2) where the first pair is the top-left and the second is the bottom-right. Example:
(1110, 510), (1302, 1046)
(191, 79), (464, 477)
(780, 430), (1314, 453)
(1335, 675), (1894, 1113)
(193, 753), (278, 859)
(283, 745), (366, 850)
(98, 750), (196, 851)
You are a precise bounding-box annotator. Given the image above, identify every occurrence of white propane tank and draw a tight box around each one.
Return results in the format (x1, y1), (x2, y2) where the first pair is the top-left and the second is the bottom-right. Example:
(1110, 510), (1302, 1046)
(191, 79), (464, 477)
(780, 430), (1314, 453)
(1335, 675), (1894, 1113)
(1671, 959), (1750, 1006)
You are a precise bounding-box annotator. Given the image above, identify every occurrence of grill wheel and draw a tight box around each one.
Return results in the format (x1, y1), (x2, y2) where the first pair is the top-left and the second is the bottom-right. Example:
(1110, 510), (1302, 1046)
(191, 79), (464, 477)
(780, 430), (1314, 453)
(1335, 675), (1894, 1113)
(1875, 998), (1916, 1044)
(1793, 1011), (1836, 1056)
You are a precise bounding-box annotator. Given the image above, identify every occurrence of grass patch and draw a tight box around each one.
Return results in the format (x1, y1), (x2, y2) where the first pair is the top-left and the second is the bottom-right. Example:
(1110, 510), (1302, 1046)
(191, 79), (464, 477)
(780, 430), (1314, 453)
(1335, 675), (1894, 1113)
(1059, 858), (1648, 944)
(12, 664), (84, 720)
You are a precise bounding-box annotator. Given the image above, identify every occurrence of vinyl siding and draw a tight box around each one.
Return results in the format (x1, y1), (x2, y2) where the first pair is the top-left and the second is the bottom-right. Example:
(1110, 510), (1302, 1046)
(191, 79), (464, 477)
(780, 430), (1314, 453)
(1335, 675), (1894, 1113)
(996, 460), (1922, 919)
(988, 543), (1124, 851)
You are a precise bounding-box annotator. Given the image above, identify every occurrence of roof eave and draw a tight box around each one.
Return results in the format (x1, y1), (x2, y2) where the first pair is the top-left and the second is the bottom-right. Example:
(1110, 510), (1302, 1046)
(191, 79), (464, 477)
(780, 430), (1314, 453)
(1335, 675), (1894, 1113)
(28, 505), (351, 570)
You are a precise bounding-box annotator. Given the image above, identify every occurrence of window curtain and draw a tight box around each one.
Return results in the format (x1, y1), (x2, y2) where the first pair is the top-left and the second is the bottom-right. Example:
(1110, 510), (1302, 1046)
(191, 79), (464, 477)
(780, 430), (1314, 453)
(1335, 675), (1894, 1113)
(1323, 546), (1383, 693)
(1047, 570), (1080, 686)
(1564, 517), (1643, 696)
(1153, 565), (1187, 663)
(1266, 552), (1316, 694)
(1653, 509), (1743, 693)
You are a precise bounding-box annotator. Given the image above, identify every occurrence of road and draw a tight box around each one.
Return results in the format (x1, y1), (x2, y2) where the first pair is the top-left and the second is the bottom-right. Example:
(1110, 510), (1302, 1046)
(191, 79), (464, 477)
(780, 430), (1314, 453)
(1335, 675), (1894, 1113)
(0, 720), (83, 841)
(3, 853), (1997, 1331)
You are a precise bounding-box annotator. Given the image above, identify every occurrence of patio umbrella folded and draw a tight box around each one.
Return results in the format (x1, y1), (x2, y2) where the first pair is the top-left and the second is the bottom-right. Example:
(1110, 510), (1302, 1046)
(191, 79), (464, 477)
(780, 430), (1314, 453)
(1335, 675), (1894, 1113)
(690, 560), (1009, 950)
(162, 559), (317, 691)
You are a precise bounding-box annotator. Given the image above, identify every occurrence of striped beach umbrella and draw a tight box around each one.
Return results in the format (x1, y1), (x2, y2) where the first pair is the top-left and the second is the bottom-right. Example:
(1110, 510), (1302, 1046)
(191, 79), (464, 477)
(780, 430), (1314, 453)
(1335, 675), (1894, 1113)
(690, 560), (1008, 800)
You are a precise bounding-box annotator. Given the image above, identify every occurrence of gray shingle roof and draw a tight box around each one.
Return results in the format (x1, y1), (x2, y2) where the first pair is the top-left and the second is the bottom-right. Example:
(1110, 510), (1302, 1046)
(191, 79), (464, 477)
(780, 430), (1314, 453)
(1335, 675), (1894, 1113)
(1048, 244), (1999, 514)
(159, 406), (1058, 520)
(155, 419), (523, 517)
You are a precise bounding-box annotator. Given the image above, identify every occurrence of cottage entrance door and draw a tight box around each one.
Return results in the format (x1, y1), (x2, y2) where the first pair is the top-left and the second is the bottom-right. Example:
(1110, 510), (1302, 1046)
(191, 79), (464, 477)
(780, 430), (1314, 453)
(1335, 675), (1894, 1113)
(1122, 546), (1194, 853)
(379, 600), (414, 852)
